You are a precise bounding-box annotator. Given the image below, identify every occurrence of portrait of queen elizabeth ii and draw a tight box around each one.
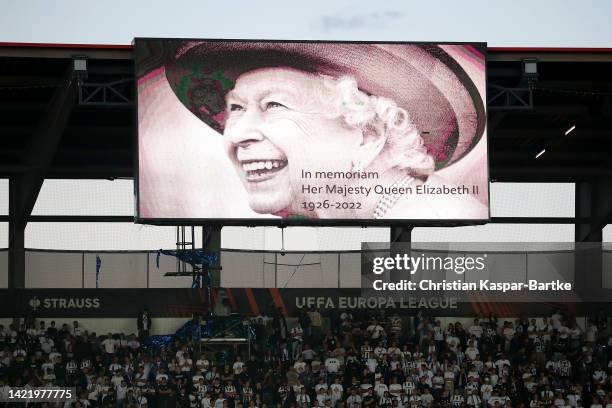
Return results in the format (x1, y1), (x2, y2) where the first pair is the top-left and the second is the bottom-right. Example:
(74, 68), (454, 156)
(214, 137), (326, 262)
(136, 40), (488, 222)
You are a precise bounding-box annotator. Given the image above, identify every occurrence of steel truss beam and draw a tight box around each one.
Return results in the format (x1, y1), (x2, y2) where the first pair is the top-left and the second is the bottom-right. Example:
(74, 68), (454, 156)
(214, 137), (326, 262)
(78, 78), (133, 106)
(487, 84), (533, 110)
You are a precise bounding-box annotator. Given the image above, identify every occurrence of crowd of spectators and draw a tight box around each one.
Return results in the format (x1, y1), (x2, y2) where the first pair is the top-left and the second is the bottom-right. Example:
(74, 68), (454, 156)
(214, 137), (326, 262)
(0, 308), (611, 408)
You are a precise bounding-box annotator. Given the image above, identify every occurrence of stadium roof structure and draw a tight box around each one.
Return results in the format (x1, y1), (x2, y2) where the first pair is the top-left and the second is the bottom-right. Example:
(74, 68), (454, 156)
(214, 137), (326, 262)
(0, 43), (611, 182)
(1, 42), (612, 288)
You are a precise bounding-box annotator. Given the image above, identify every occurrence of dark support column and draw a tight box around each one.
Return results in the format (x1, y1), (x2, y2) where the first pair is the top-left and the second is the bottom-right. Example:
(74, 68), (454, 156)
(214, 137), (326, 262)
(7, 64), (77, 292)
(203, 226), (222, 287)
(574, 179), (612, 292)
(390, 226), (413, 243)
(389, 227), (413, 285)
(9, 65), (77, 239)
(576, 178), (612, 242)
(8, 178), (25, 289)
(575, 182), (599, 242)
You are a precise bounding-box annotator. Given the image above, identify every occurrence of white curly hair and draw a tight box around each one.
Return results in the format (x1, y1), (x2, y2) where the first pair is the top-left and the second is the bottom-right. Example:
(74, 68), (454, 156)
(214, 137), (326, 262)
(320, 75), (435, 177)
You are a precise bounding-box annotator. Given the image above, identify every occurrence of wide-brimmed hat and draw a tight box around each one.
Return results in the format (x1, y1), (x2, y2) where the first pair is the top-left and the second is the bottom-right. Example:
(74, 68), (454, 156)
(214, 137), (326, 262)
(156, 40), (486, 169)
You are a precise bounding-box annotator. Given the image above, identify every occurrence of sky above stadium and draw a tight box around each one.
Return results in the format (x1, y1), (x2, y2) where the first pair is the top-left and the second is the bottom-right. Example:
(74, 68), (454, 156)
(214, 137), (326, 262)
(2, 0), (612, 47)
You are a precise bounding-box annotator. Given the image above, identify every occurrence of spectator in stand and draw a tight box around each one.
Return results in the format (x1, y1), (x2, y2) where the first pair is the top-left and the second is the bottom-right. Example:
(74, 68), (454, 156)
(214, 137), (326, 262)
(138, 309), (152, 340)
(310, 309), (323, 343)
(273, 307), (288, 345)
(100, 333), (117, 366)
(299, 309), (312, 341)
(290, 321), (304, 361)
(1, 310), (611, 408)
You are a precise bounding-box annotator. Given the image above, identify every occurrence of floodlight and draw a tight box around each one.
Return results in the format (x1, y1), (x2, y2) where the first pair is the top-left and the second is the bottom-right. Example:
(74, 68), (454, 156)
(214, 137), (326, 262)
(72, 55), (88, 80)
(523, 59), (538, 75)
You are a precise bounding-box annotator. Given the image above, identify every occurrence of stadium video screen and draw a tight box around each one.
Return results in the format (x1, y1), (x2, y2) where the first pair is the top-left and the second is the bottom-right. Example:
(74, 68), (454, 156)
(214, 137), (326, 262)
(135, 39), (489, 225)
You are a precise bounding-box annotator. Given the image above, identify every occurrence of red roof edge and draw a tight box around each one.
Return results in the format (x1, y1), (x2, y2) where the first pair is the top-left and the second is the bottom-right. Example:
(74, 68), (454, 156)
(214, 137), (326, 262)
(1, 42), (612, 53)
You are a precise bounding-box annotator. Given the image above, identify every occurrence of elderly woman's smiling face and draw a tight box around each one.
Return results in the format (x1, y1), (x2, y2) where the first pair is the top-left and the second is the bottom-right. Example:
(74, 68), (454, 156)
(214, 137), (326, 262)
(223, 67), (363, 215)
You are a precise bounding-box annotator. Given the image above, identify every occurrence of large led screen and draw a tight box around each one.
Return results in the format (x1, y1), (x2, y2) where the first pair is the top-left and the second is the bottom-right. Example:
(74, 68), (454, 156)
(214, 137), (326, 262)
(135, 39), (489, 225)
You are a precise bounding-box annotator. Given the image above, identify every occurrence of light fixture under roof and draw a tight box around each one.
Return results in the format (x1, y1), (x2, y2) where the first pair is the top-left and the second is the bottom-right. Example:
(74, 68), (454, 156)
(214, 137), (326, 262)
(523, 59), (538, 75)
(564, 125), (576, 135)
(535, 149), (546, 159)
(522, 59), (538, 88)
(71, 55), (88, 81)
